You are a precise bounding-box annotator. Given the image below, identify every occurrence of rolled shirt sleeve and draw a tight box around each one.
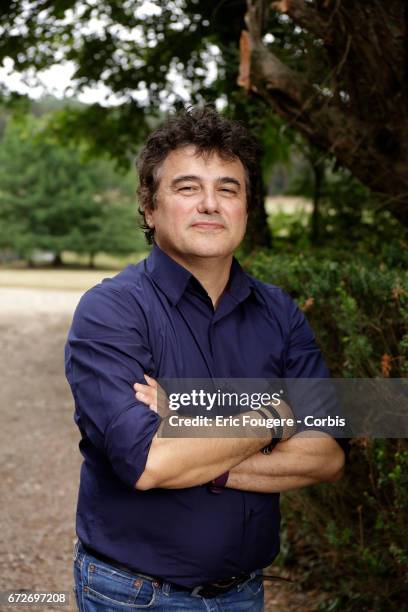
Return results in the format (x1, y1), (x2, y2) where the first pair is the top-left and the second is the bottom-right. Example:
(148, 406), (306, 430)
(65, 282), (162, 488)
(283, 293), (351, 457)
(284, 295), (331, 378)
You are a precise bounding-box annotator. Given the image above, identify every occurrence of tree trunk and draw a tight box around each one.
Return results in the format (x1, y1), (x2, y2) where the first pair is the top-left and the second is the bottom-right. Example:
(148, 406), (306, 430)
(244, 173), (271, 252)
(240, 0), (408, 228)
(53, 252), (63, 267)
(311, 158), (324, 244)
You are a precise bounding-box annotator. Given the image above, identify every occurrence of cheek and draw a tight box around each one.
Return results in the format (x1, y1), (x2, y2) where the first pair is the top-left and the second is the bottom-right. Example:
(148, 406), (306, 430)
(229, 207), (248, 226)
(168, 202), (195, 225)
(153, 204), (186, 227)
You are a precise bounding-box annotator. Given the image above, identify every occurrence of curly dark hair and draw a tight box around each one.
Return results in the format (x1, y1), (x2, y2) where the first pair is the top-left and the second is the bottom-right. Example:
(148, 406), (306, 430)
(136, 105), (262, 244)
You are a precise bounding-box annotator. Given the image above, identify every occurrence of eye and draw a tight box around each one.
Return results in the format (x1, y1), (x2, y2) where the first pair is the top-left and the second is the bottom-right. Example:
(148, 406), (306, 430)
(179, 186), (198, 192)
(220, 187), (237, 194)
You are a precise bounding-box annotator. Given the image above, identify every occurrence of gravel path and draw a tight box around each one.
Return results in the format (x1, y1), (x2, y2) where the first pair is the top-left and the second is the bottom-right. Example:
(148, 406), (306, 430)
(0, 289), (82, 611)
(0, 287), (313, 611)
(0, 287), (83, 314)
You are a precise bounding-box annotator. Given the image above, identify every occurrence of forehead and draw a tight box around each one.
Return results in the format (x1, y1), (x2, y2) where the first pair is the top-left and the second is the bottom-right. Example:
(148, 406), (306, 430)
(156, 145), (246, 183)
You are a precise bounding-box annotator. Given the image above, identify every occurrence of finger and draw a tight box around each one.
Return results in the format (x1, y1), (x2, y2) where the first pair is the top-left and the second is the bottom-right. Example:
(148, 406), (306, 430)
(134, 382), (148, 391)
(135, 390), (147, 401)
(135, 391), (158, 413)
(135, 390), (156, 406)
(144, 376), (167, 402)
(144, 374), (157, 388)
(136, 387), (155, 399)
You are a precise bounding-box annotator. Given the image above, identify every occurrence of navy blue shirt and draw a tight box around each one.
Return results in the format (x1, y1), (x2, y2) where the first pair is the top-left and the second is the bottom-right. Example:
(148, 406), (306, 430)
(65, 244), (335, 587)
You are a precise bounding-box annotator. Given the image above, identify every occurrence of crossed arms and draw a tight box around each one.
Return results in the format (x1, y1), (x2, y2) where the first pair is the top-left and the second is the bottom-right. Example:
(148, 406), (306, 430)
(66, 286), (346, 495)
(134, 375), (345, 493)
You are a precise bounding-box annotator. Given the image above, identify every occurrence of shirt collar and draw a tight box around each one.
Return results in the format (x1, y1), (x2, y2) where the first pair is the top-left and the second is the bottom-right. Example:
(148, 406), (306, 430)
(146, 243), (255, 307)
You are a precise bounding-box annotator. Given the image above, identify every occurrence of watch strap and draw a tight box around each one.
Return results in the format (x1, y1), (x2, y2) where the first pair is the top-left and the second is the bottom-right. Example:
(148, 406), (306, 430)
(253, 405), (283, 441)
(208, 471), (229, 494)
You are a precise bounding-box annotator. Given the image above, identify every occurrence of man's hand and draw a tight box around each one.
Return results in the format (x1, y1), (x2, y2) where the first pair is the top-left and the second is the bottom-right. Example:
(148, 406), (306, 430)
(132, 374), (272, 490)
(133, 375), (171, 417)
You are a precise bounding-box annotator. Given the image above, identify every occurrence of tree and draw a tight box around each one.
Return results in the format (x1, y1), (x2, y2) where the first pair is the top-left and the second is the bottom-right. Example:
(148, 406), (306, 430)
(0, 114), (143, 265)
(240, 0), (408, 228)
(4, 1), (405, 238)
(0, 0), (295, 250)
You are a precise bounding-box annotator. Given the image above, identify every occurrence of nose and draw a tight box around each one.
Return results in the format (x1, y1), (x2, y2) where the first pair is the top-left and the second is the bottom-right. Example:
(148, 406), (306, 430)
(196, 187), (219, 214)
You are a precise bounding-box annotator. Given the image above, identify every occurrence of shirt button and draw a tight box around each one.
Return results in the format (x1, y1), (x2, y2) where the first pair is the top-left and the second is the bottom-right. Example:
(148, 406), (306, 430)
(134, 579), (142, 588)
(153, 581), (160, 587)
(89, 564), (95, 572)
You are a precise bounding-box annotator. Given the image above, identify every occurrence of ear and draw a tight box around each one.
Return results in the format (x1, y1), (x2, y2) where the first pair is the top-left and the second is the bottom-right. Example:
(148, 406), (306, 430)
(144, 207), (155, 228)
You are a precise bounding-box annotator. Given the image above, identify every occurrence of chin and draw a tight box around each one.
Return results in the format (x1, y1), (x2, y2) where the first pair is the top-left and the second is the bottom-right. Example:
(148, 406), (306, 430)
(187, 241), (233, 258)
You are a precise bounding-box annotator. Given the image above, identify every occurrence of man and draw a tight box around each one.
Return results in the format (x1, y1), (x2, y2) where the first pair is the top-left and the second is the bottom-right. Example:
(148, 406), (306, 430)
(65, 106), (346, 611)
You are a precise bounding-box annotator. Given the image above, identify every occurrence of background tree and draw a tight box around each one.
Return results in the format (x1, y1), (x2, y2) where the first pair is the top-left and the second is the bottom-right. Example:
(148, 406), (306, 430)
(0, 114), (143, 265)
(240, 0), (408, 228)
(0, 0), (297, 249)
(1, 1), (408, 237)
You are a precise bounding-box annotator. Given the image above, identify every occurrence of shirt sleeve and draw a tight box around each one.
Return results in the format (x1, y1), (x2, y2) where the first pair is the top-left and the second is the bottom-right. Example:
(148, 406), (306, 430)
(283, 293), (351, 458)
(65, 282), (162, 488)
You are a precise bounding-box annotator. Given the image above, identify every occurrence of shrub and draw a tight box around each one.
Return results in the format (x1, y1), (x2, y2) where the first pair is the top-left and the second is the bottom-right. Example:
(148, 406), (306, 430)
(241, 248), (407, 377)
(242, 248), (408, 610)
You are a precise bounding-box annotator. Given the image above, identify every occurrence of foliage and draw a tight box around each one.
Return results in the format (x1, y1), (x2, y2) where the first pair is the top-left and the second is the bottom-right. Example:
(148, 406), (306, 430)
(280, 439), (408, 611)
(241, 247), (408, 377)
(242, 248), (408, 608)
(1, 1), (408, 240)
(0, 1), (225, 160)
(244, 1), (408, 228)
(0, 0), (298, 248)
(0, 114), (144, 265)
(285, 159), (408, 247)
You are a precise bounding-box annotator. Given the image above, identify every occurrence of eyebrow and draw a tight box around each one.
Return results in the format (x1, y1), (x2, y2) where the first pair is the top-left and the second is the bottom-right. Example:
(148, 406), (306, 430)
(171, 175), (242, 188)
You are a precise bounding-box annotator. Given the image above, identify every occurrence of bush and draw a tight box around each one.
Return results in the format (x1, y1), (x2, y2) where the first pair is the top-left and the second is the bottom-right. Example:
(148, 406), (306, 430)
(241, 248), (408, 377)
(279, 438), (408, 611)
(241, 248), (408, 610)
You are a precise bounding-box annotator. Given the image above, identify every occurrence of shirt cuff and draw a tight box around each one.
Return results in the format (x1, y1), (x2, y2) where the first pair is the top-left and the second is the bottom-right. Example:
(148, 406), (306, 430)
(104, 403), (162, 488)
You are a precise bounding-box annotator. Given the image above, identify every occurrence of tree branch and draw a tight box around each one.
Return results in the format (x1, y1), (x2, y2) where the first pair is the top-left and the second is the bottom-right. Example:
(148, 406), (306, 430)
(272, 0), (329, 40)
(243, 0), (329, 140)
(244, 0), (308, 107)
(241, 0), (408, 226)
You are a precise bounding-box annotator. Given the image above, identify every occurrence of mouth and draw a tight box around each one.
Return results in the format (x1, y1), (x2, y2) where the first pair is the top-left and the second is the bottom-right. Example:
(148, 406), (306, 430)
(191, 222), (225, 230)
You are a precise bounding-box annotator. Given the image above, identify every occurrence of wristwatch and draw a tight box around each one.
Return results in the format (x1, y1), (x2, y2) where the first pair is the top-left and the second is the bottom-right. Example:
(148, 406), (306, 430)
(253, 404), (283, 454)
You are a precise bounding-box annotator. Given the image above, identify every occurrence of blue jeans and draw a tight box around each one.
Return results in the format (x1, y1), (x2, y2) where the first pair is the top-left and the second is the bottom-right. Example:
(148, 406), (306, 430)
(73, 541), (264, 611)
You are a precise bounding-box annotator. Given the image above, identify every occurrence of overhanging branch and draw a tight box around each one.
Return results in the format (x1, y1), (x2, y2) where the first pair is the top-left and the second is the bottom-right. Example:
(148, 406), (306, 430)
(239, 0), (408, 226)
(272, 0), (329, 40)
